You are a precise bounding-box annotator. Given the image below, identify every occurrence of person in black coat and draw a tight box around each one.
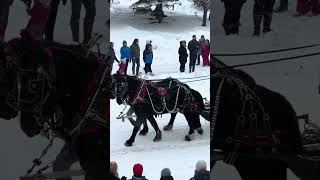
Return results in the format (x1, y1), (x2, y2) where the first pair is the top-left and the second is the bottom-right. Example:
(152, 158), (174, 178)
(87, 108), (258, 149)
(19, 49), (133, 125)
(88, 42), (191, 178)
(189, 160), (210, 180)
(0, 0), (13, 41)
(45, 0), (67, 41)
(178, 40), (188, 72)
(222, 0), (246, 35)
(253, 0), (276, 36)
(188, 35), (200, 73)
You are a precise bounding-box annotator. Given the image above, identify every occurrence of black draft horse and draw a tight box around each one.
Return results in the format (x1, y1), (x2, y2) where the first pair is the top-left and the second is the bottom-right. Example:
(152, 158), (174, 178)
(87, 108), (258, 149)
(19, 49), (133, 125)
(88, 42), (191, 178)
(111, 74), (205, 146)
(211, 58), (303, 180)
(0, 38), (108, 179)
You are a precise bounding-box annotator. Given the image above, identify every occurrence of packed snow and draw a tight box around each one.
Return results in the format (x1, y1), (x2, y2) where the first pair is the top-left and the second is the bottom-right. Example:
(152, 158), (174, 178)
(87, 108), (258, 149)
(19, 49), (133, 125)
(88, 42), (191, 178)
(0, 1), (107, 179)
(212, 0), (320, 179)
(110, 0), (210, 179)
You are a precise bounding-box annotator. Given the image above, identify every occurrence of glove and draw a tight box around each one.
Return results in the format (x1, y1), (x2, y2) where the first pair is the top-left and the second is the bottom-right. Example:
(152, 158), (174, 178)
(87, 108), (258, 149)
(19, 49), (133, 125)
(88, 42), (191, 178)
(62, 0), (67, 5)
(121, 176), (127, 180)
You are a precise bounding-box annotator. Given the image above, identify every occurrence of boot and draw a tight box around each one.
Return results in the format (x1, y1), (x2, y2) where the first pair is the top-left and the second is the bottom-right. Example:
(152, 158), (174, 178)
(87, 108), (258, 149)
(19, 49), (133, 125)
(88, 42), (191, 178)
(263, 14), (272, 33)
(83, 20), (94, 45)
(70, 20), (80, 43)
(253, 15), (262, 36)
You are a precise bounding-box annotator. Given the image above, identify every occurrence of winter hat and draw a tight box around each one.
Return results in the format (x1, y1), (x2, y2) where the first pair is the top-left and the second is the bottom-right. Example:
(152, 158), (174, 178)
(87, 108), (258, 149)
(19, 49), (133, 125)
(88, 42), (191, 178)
(160, 168), (171, 177)
(133, 163), (143, 176)
(123, 40), (127, 45)
(110, 161), (119, 177)
(195, 160), (207, 172)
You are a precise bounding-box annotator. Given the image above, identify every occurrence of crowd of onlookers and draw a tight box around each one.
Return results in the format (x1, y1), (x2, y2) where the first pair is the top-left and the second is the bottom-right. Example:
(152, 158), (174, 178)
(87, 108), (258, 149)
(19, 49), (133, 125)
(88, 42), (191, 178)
(220, 0), (320, 36)
(109, 35), (210, 76)
(110, 160), (210, 180)
(0, 0), (96, 44)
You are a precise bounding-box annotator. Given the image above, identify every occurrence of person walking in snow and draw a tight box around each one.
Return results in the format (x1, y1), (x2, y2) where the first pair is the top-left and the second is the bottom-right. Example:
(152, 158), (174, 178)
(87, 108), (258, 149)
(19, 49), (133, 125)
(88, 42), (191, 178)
(143, 43), (153, 75)
(178, 40), (188, 72)
(44, 0), (67, 41)
(20, 0), (52, 41)
(130, 38), (140, 76)
(188, 35), (200, 73)
(295, 0), (320, 16)
(129, 163), (148, 180)
(221, 0), (246, 35)
(197, 35), (205, 65)
(0, 0), (14, 41)
(253, 0), (276, 36)
(120, 40), (131, 75)
(160, 168), (174, 180)
(201, 39), (210, 66)
(70, 0), (96, 45)
(189, 160), (210, 180)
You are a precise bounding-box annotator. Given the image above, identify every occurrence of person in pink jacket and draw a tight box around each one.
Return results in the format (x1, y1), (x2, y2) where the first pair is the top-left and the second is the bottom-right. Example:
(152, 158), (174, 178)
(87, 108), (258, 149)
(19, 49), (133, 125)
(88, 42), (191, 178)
(20, 0), (52, 40)
(296, 0), (320, 16)
(201, 39), (210, 67)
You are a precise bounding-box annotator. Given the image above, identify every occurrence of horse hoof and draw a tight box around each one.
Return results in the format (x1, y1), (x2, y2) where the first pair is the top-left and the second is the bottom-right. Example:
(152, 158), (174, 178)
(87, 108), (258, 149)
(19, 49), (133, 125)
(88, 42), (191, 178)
(124, 141), (133, 147)
(197, 128), (203, 135)
(163, 124), (173, 131)
(153, 131), (162, 142)
(185, 135), (191, 141)
(139, 129), (148, 136)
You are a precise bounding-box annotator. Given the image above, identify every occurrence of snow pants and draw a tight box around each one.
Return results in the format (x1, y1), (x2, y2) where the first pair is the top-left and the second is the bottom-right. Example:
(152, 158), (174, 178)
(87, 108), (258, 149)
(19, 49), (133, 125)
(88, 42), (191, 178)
(223, 1), (245, 35)
(144, 63), (152, 73)
(45, 0), (61, 41)
(0, 0), (11, 41)
(296, 0), (320, 15)
(70, 0), (96, 44)
(189, 53), (197, 73)
(180, 62), (186, 72)
(132, 56), (140, 75)
(253, 0), (276, 34)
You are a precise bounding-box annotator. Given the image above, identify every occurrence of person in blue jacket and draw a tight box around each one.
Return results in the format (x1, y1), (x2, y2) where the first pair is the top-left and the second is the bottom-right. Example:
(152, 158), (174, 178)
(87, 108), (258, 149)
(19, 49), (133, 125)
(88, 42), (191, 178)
(143, 43), (153, 75)
(120, 40), (131, 75)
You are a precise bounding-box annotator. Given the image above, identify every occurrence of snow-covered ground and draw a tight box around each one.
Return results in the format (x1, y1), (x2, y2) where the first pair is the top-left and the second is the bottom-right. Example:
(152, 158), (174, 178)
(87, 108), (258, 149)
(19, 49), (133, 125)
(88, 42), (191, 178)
(110, 0), (210, 179)
(212, 1), (320, 179)
(0, 1), (107, 179)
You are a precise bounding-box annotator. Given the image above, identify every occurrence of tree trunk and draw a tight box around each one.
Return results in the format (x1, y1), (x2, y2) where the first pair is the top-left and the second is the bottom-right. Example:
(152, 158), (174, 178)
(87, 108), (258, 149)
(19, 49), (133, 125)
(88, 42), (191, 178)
(202, 8), (208, 26)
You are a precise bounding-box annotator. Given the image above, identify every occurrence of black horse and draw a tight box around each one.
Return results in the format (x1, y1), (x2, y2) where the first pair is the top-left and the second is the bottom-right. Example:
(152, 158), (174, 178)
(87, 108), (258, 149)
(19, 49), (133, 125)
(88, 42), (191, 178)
(211, 58), (303, 180)
(0, 38), (108, 179)
(111, 74), (205, 146)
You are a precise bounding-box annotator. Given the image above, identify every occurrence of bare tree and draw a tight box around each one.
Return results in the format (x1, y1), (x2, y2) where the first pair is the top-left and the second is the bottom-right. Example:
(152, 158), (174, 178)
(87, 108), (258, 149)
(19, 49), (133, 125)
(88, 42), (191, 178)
(192, 0), (210, 26)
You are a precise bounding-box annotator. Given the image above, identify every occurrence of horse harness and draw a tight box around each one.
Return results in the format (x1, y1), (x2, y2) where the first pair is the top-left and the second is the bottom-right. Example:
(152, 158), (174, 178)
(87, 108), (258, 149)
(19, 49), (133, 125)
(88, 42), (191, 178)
(212, 71), (282, 164)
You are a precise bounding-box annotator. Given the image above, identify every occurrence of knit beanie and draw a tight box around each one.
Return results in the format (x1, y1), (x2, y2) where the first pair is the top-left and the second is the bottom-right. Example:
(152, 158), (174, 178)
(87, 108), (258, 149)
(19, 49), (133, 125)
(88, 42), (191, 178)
(195, 160), (207, 172)
(133, 163), (143, 176)
(160, 168), (171, 177)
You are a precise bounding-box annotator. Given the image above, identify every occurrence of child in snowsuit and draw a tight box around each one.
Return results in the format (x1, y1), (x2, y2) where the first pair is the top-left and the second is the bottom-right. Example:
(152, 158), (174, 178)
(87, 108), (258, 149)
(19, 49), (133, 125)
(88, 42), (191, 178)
(120, 40), (131, 75)
(143, 43), (153, 75)
(178, 40), (188, 72)
(0, 0), (13, 41)
(201, 39), (210, 66)
(296, 0), (320, 16)
(117, 58), (127, 75)
(21, 0), (52, 40)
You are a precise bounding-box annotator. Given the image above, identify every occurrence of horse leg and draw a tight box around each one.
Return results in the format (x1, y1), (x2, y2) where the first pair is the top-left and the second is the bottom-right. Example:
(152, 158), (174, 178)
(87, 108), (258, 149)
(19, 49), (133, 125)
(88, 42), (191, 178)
(125, 116), (144, 146)
(139, 120), (149, 136)
(148, 116), (162, 142)
(163, 113), (177, 131)
(75, 132), (107, 180)
(194, 113), (203, 135)
(184, 113), (195, 141)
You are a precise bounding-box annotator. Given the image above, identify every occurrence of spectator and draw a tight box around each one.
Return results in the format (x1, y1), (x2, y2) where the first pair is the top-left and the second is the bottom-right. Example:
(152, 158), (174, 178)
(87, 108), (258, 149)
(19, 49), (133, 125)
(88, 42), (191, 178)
(130, 38), (140, 76)
(160, 168), (174, 180)
(129, 163), (148, 180)
(201, 40), (210, 66)
(178, 40), (188, 72)
(197, 35), (205, 65)
(21, 0), (52, 40)
(188, 35), (200, 73)
(295, 0), (320, 16)
(189, 160), (210, 180)
(120, 40), (131, 75)
(45, 0), (67, 41)
(0, 0), (13, 41)
(143, 43), (153, 75)
(110, 161), (128, 180)
(70, 0), (96, 45)
(253, 0), (276, 36)
(107, 42), (119, 72)
(221, 0), (246, 35)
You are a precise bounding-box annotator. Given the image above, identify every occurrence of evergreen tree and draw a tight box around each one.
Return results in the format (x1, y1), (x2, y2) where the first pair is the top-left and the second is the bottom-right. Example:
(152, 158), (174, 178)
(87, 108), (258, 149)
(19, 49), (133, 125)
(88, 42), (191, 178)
(131, 0), (180, 23)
